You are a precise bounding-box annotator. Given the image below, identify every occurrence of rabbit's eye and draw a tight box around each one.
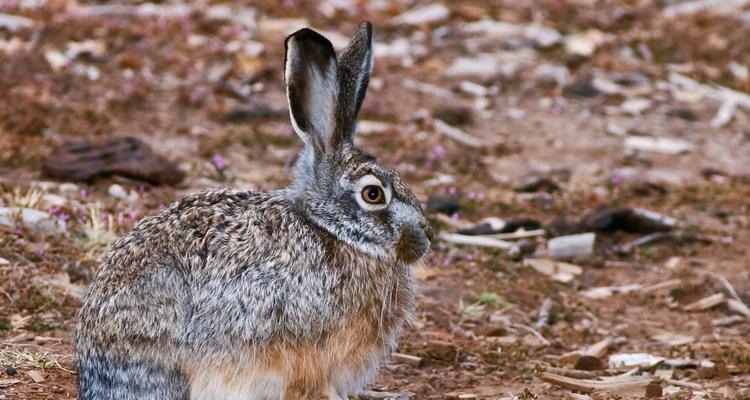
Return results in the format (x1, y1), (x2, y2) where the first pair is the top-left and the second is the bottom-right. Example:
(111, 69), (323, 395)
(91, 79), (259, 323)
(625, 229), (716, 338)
(361, 185), (385, 204)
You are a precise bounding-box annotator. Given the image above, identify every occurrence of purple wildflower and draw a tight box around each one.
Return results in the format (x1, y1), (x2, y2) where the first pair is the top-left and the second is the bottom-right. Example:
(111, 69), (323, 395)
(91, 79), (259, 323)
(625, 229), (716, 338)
(212, 153), (227, 172)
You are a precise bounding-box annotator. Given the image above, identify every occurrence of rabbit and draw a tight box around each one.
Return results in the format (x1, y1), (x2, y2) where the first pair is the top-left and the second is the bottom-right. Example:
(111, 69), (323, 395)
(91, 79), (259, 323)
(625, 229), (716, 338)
(75, 21), (432, 400)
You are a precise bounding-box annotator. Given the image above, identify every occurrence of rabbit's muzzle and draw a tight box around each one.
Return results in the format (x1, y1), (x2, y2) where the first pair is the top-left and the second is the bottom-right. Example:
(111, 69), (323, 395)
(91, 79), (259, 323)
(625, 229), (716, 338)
(396, 222), (432, 264)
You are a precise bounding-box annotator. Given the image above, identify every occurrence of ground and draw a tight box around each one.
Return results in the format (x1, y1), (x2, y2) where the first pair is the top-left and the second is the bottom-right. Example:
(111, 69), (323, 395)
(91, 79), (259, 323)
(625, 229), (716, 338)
(1, 0), (750, 399)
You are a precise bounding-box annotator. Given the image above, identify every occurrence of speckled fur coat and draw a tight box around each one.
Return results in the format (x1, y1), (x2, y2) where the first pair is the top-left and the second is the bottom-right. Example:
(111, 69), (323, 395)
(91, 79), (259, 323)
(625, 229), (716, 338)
(76, 22), (431, 400)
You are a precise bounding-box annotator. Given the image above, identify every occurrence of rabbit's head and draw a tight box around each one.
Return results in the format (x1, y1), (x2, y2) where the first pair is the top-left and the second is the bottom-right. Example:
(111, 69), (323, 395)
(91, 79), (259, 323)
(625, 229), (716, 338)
(284, 22), (431, 264)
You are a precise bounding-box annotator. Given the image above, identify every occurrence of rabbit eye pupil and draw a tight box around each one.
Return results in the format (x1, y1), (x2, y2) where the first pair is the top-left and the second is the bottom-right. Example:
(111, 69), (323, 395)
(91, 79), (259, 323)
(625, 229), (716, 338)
(362, 185), (384, 204)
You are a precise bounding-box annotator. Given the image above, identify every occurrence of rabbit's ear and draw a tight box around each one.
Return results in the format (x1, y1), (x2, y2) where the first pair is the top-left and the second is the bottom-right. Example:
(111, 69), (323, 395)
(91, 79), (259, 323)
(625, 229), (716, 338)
(285, 28), (339, 160)
(336, 21), (373, 146)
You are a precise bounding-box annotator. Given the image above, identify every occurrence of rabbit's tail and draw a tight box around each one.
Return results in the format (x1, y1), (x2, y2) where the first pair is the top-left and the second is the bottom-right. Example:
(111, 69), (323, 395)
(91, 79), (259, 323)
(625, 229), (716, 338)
(78, 353), (189, 400)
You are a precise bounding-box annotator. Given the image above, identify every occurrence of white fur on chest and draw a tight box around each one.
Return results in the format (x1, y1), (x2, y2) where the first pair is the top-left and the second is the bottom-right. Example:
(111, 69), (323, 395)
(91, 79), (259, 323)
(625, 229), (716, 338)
(190, 369), (286, 400)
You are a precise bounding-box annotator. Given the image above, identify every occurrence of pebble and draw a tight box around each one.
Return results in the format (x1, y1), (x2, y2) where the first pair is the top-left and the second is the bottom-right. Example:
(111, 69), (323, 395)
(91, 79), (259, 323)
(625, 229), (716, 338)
(0, 207), (66, 236)
(108, 183), (127, 199)
(620, 97), (652, 115)
(426, 196), (460, 215)
(562, 77), (601, 98)
(58, 182), (80, 195)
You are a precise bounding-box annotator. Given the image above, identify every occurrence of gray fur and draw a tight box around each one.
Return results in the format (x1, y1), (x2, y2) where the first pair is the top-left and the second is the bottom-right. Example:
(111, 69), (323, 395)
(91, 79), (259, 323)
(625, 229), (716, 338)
(76, 22), (430, 400)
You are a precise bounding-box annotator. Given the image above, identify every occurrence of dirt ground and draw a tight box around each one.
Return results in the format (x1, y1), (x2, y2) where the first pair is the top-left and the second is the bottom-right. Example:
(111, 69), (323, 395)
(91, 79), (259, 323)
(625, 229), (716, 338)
(1, 0), (750, 399)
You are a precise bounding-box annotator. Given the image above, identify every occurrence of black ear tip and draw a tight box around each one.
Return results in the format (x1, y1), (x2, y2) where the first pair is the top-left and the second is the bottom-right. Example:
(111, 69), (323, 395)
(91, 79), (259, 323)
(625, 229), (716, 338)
(285, 27), (334, 50)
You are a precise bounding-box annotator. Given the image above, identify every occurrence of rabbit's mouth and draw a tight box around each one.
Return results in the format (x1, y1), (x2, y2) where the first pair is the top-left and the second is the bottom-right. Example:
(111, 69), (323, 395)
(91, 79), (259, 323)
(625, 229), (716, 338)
(395, 225), (432, 264)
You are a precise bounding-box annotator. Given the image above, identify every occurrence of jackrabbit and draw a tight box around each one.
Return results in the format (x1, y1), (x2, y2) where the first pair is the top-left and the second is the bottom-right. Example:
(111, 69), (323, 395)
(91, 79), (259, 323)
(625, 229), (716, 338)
(76, 22), (432, 400)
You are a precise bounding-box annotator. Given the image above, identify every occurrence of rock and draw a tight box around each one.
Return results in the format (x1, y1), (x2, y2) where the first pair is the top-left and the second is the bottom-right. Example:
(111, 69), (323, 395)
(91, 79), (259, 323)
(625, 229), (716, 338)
(392, 3), (450, 25)
(424, 340), (458, 362)
(515, 175), (560, 193)
(645, 383), (662, 398)
(4, 366), (16, 376)
(547, 232), (595, 260)
(729, 61), (749, 81)
(0, 207), (66, 236)
(0, 14), (36, 31)
(611, 72), (649, 86)
(563, 77), (601, 98)
(40, 193), (67, 208)
(564, 30), (600, 57)
(26, 370), (44, 383)
(526, 24), (562, 48)
(574, 355), (605, 371)
(432, 106), (474, 126)
(620, 98), (652, 115)
(534, 63), (569, 87)
(474, 324), (508, 337)
(426, 196), (460, 215)
(507, 239), (536, 261)
(445, 55), (499, 78)
(0, 257), (8, 265)
(108, 184), (127, 199)
(666, 108), (698, 121)
(698, 359), (717, 379)
(523, 258), (583, 283)
(58, 183), (80, 195)
(42, 136), (184, 184)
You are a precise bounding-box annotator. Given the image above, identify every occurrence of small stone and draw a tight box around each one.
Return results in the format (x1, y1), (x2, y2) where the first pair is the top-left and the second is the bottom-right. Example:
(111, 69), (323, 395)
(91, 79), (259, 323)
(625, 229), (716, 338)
(425, 340), (458, 362)
(563, 77), (601, 98)
(0, 207), (66, 236)
(515, 175), (560, 193)
(4, 366), (16, 376)
(621, 97), (652, 115)
(565, 30), (605, 57)
(432, 106), (474, 126)
(667, 108), (698, 121)
(426, 196), (460, 215)
(0, 257), (9, 266)
(26, 370), (44, 383)
(694, 360), (716, 379)
(58, 182), (80, 195)
(645, 383), (662, 398)
(474, 324), (508, 337)
(40, 193), (67, 208)
(0, 13), (36, 31)
(108, 184), (127, 199)
(574, 355), (605, 371)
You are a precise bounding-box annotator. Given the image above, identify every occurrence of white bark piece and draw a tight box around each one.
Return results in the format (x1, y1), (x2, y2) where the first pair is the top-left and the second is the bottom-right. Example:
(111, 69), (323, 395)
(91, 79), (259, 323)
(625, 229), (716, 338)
(438, 232), (513, 250)
(0, 13), (36, 31)
(392, 3), (450, 25)
(682, 293), (726, 311)
(663, 0), (750, 18)
(547, 232), (595, 260)
(625, 136), (694, 155)
(434, 119), (485, 148)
